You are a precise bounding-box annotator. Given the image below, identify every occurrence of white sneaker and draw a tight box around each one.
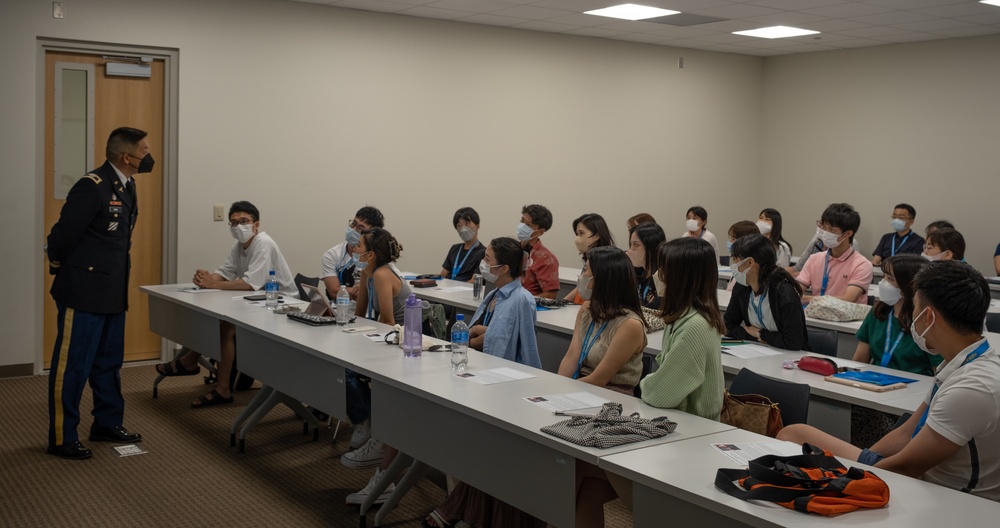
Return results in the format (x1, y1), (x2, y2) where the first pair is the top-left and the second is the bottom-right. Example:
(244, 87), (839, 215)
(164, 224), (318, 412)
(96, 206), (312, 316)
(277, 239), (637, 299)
(340, 437), (384, 469)
(350, 418), (371, 450)
(345, 467), (395, 505)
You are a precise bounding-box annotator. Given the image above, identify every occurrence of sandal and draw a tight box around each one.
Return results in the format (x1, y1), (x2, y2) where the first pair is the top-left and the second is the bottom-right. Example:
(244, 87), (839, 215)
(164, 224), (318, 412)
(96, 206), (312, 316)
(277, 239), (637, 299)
(191, 389), (233, 409)
(155, 358), (199, 377)
(422, 511), (453, 528)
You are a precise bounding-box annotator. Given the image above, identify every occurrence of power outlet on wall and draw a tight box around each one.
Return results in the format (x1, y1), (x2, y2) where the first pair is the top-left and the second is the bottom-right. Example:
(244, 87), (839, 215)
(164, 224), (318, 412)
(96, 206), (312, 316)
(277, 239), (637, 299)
(52, 2), (65, 19)
(213, 204), (225, 221)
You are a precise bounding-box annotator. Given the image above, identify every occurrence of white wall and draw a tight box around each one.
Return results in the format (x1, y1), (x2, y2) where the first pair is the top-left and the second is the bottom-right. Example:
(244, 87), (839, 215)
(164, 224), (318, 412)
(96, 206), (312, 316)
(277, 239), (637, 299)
(761, 35), (1000, 271)
(1, 0), (763, 370)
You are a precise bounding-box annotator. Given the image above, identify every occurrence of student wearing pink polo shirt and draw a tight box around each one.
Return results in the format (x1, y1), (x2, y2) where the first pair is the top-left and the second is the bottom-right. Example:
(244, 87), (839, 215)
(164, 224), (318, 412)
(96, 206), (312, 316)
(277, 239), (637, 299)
(796, 203), (873, 305)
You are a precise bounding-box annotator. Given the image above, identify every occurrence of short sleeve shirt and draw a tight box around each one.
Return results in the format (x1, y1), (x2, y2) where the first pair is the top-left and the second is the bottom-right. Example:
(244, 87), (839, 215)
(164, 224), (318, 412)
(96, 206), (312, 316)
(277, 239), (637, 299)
(872, 231), (925, 260)
(442, 241), (486, 282)
(215, 232), (297, 296)
(856, 310), (942, 376)
(521, 240), (560, 296)
(319, 242), (356, 287)
(796, 247), (873, 304)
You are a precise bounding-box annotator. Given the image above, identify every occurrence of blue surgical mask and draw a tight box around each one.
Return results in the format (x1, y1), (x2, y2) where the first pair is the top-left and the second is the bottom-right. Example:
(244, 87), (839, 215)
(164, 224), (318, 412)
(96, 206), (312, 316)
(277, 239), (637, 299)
(345, 227), (361, 247)
(891, 218), (906, 232)
(352, 253), (367, 271)
(515, 222), (534, 242)
(726, 241), (733, 252)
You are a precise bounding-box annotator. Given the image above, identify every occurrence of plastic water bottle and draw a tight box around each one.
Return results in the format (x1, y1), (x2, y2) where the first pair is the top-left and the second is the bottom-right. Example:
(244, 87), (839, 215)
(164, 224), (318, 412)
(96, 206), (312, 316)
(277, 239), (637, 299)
(336, 286), (350, 325)
(451, 314), (469, 371)
(402, 293), (423, 357)
(265, 269), (279, 310)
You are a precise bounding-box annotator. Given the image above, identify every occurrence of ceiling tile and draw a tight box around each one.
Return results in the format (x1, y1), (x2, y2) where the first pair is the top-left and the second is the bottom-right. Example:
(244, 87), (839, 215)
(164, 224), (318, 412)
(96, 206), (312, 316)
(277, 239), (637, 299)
(688, 4), (785, 19)
(397, 6), (469, 19)
(742, 12), (829, 27)
(826, 37), (890, 48)
(873, 32), (950, 43)
(746, 0), (846, 9)
(562, 27), (631, 38)
(458, 13), (530, 26)
(526, 0), (613, 11)
(846, 10), (936, 26)
(487, 5), (574, 20)
(424, 0), (512, 14)
(932, 25), (1000, 37)
(836, 25), (911, 38)
(953, 11), (1000, 25)
(641, 25), (718, 38)
(335, 0), (413, 12)
(640, 0), (734, 11)
(609, 33), (677, 44)
(802, 18), (872, 32)
(890, 18), (979, 32)
(593, 20), (685, 33)
(741, 48), (791, 56)
(864, 0), (967, 9)
(512, 20), (581, 32)
(688, 19), (766, 33)
(777, 42), (841, 53)
(801, 2), (894, 19)
(544, 13), (618, 27)
(913, 3), (1000, 17)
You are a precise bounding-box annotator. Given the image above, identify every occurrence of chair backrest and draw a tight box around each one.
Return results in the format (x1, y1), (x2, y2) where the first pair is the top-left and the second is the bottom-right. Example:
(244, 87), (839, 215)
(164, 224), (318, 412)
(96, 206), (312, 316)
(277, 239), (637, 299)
(806, 327), (838, 357)
(633, 354), (657, 398)
(986, 313), (1000, 334)
(728, 368), (810, 426)
(294, 273), (320, 301)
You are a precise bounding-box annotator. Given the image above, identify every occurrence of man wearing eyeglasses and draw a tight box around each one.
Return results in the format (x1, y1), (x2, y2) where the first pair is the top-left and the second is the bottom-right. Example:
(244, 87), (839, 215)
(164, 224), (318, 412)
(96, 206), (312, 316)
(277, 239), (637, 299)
(154, 201), (295, 408)
(320, 206), (385, 301)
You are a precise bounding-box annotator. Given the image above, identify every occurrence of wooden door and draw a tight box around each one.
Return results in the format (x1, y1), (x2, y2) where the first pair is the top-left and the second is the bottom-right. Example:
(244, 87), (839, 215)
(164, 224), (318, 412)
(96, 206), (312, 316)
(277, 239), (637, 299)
(44, 51), (164, 367)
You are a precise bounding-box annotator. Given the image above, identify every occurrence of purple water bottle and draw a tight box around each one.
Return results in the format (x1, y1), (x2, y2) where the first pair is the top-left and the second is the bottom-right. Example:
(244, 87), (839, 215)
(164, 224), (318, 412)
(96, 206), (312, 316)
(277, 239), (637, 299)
(402, 293), (423, 357)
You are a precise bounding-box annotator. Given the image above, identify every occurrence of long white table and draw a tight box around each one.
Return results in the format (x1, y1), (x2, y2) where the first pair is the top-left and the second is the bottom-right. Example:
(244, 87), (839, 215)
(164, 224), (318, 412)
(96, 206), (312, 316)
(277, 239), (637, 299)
(600, 428), (1000, 527)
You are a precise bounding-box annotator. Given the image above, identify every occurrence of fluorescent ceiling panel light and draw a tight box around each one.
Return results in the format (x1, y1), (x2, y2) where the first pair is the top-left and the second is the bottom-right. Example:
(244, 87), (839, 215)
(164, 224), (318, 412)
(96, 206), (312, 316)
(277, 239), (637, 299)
(981, 0), (1000, 7)
(584, 4), (679, 21)
(733, 26), (820, 39)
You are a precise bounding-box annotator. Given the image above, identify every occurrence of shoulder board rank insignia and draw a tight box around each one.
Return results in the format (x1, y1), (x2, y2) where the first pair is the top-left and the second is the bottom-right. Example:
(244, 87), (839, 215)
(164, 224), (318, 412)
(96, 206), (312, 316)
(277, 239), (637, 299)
(84, 173), (103, 184)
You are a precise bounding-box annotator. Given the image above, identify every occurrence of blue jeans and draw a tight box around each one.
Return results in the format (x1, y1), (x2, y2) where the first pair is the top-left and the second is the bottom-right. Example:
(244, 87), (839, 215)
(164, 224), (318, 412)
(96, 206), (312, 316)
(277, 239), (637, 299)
(345, 369), (371, 425)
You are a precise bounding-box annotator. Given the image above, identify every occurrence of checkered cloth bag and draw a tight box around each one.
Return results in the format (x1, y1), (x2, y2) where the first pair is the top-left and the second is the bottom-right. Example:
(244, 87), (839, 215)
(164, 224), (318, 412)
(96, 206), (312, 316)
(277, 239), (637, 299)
(541, 402), (677, 449)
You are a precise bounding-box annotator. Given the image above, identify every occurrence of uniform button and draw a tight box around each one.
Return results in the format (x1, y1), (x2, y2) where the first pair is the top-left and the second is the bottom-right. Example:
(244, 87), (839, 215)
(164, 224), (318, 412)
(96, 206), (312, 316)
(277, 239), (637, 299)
(114, 214), (119, 218)
(88, 266), (94, 271)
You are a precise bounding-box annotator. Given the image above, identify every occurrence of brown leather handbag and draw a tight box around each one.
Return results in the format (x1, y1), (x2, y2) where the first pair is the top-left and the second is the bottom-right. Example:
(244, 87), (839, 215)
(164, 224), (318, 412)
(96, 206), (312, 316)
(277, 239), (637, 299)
(720, 390), (784, 437)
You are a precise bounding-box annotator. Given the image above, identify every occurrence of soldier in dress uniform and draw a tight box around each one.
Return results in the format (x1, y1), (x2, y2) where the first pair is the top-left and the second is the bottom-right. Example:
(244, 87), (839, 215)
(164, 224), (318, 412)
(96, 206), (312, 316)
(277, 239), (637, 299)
(45, 127), (152, 459)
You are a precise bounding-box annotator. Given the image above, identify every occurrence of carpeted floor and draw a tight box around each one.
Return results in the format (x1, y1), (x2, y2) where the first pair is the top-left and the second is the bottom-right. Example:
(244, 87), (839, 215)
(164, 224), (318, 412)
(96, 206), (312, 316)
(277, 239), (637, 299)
(0, 364), (633, 527)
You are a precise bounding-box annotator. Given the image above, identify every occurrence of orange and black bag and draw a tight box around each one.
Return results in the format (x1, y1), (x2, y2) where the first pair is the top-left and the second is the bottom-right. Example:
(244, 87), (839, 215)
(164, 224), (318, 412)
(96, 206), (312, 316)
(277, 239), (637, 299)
(714, 443), (890, 515)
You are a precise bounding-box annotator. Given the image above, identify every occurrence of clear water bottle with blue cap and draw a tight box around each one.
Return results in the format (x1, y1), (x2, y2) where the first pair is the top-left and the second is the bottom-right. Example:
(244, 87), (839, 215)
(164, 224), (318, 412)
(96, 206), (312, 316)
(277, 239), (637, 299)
(451, 314), (469, 371)
(265, 269), (279, 310)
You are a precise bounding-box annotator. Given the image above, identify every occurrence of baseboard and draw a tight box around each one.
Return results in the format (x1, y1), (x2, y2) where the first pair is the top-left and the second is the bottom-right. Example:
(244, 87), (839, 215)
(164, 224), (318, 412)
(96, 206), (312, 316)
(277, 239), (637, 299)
(0, 363), (34, 379)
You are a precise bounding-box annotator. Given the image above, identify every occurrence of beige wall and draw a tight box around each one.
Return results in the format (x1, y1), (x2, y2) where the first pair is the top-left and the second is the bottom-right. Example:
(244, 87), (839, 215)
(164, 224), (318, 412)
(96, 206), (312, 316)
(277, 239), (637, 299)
(1, 0), (762, 370)
(761, 35), (1000, 272)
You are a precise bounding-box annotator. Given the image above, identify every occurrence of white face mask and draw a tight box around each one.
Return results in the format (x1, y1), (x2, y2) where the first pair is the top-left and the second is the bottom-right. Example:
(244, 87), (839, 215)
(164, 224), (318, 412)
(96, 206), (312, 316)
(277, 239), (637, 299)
(577, 274), (593, 301)
(921, 252), (943, 262)
(685, 219), (700, 233)
(891, 218), (907, 232)
(653, 271), (666, 297)
(479, 260), (500, 283)
(458, 226), (476, 243)
(515, 222), (534, 242)
(730, 259), (750, 287)
(574, 234), (594, 254)
(755, 220), (772, 235)
(231, 223), (255, 244)
(818, 228), (843, 249)
(877, 279), (902, 306)
(910, 307), (937, 355)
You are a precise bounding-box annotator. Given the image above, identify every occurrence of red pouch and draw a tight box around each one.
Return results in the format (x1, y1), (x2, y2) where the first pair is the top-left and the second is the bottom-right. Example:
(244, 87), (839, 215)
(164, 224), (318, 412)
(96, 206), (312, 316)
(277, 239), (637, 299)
(798, 356), (840, 376)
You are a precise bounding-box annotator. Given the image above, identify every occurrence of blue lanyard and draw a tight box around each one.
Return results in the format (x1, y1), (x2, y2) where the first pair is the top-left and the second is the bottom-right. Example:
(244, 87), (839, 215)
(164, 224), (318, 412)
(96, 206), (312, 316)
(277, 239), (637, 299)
(574, 321), (608, 380)
(912, 340), (991, 438)
(366, 277), (375, 319)
(749, 289), (768, 328)
(451, 240), (479, 279)
(337, 251), (353, 283)
(640, 283), (651, 302)
(891, 232), (911, 256)
(479, 289), (498, 326)
(820, 252), (831, 296)
(880, 317), (906, 368)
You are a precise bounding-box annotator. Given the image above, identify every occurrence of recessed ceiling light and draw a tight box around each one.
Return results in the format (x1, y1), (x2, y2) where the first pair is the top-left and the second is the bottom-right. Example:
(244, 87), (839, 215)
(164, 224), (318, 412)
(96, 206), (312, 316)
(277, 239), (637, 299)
(733, 26), (820, 39)
(584, 4), (680, 21)
(981, 0), (1000, 7)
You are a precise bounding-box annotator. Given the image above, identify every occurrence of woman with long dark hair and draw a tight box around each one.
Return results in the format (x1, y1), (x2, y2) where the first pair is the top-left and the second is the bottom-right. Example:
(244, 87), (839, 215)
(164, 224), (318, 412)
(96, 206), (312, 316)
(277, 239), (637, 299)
(564, 213), (615, 303)
(757, 208), (793, 267)
(626, 222), (666, 309)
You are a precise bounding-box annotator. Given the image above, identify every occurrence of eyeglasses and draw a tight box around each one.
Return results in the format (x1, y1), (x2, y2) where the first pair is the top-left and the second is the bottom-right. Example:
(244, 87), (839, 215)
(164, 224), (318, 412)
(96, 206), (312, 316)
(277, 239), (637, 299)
(890, 215), (911, 220)
(923, 244), (938, 251)
(348, 219), (369, 233)
(229, 218), (254, 227)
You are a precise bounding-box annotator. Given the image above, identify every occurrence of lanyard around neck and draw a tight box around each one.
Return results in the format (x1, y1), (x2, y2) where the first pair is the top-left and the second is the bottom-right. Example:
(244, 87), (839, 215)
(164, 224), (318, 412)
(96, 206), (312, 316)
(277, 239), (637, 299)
(749, 288), (769, 328)
(912, 340), (991, 438)
(452, 240), (479, 279)
(891, 232), (911, 256)
(574, 320), (609, 380)
(880, 316), (906, 368)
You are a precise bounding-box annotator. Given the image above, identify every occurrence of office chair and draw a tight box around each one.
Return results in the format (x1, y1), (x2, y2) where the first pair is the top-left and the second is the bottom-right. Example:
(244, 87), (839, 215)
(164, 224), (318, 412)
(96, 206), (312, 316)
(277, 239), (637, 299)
(633, 354), (657, 399)
(729, 368), (811, 427)
(806, 327), (839, 357)
(294, 273), (319, 301)
(985, 313), (1000, 333)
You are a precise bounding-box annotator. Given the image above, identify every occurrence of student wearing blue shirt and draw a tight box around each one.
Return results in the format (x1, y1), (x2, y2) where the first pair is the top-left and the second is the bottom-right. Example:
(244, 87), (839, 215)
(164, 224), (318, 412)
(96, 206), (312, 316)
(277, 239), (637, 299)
(872, 203), (924, 266)
(439, 207), (486, 282)
(468, 237), (542, 368)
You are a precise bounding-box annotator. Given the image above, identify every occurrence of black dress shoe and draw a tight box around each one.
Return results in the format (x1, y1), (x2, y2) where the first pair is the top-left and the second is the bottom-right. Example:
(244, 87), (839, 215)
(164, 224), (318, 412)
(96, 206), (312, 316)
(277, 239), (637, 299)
(88, 425), (142, 443)
(47, 441), (92, 460)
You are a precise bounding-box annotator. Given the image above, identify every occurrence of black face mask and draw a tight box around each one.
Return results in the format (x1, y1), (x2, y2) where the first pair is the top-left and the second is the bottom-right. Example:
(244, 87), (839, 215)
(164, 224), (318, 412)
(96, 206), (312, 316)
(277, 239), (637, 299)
(130, 152), (155, 174)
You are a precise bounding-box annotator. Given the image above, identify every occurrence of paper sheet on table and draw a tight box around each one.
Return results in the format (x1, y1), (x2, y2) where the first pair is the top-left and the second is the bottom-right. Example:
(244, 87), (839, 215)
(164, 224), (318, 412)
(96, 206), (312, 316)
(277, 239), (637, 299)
(524, 391), (609, 413)
(721, 343), (784, 359)
(711, 442), (801, 466)
(177, 287), (219, 293)
(114, 444), (148, 458)
(436, 286), (473, 293)
(455, 367), (535, 385)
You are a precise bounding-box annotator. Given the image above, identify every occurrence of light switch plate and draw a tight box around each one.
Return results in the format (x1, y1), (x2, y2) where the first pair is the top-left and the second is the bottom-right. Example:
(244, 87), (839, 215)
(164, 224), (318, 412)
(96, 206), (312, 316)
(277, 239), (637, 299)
(52, 2), (65, 19)
(213, 204), (225, 221)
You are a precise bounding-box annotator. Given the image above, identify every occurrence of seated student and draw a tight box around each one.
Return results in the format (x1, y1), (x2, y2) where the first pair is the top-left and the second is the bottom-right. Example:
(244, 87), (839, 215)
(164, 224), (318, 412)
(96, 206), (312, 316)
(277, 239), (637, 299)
(516, 204), (560, 299)
(557, 246), (648, 394)
(789, 223), (859, 276)
(853, 255), (940, 375)
(796, 203), (873, 304)
(467, 237), (542, 368)
(923, 227), (966, 262)
(320, 205), (384, 300)
(564, 213), (615, 303)
(757, 208), (793, 268)
(779, 261), (1000, 502)
(626, 212), (656, 230)
(439, 207), (486, 282)
(725, 221), (760, 291)
(155, 201), (296, 407)
(423, 238), (543, 528)
(924, 219), (954, 239)
(626, 222), (666, 309)
(681, 205), (720, 264)
(724, 234), (808, 351)
(872, 203), (924, 266)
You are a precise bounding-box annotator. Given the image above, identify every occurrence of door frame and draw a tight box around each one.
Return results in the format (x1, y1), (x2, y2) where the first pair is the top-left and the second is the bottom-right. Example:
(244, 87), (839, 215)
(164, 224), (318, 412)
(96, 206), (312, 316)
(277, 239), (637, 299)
(35, 38), (180, 374)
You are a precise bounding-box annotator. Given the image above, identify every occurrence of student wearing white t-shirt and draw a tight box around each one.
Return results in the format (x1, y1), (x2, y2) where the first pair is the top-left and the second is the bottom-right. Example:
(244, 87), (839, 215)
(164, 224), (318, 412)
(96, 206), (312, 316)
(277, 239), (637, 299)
(320, 205), (384, 300)
(681, 205), (719, 265)
(155, 201), (296, 408)
(779, 261), (1000, 502)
